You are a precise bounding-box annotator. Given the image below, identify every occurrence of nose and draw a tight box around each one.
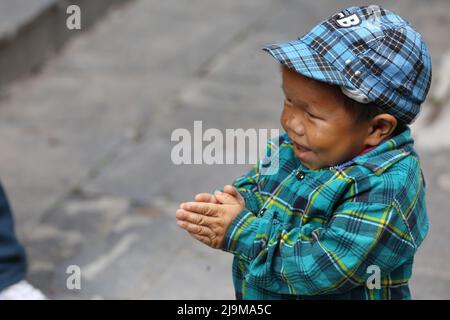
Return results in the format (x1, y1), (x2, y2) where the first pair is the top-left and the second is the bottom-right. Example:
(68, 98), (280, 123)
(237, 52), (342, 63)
(286, 113), (305, 136)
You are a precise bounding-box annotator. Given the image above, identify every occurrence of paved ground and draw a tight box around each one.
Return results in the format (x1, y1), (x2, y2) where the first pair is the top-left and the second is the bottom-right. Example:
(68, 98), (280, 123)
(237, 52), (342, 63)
(0, 0), (449, 299)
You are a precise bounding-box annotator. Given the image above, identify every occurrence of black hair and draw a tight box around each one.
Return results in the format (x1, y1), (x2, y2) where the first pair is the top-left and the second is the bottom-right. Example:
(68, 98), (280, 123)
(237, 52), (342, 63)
(342, 95), (407, 136)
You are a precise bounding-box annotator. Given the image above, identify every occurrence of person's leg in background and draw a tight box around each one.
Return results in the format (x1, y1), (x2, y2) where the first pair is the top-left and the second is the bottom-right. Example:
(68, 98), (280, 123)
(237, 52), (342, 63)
(0, 181), (45, 300)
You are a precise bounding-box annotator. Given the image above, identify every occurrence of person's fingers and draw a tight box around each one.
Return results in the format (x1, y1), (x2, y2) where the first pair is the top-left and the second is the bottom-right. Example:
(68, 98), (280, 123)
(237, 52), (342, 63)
(223, 185), (239, 197)
(194, 193), (210, 202)
(194, 193), (218, 204)
(181, 202), (219, 217)
(176, 219), (214, 237)
(222, 185), (245, 206)
(188, 232), (212, 247)
(176, 209), (215, 226)
(214, 190), (239, 205)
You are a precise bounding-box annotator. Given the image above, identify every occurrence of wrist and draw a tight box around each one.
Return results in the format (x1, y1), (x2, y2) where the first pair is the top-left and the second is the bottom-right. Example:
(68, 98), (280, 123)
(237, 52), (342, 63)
(222, 209), (263, 260)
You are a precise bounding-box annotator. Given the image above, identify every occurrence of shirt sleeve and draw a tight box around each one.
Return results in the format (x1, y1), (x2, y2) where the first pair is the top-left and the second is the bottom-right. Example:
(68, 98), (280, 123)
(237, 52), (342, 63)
(222, 200), (418, 296)
(230, 134), (281, 214)
(232, 163), (265, 215)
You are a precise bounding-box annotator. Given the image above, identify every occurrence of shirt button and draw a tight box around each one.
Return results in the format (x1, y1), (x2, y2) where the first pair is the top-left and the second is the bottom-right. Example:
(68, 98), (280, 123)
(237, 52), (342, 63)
(296, 170), (305, 180)
(345, 59), (352, 65)
(259, 207), (267, 217)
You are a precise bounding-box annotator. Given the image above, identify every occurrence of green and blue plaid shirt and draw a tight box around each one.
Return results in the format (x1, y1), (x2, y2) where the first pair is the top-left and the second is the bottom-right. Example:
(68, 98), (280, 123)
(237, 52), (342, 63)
(222, 127), (429, 300)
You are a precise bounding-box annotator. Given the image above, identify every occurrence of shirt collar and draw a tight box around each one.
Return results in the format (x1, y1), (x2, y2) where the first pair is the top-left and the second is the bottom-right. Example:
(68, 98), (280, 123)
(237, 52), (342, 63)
(350, 126), (414, 175)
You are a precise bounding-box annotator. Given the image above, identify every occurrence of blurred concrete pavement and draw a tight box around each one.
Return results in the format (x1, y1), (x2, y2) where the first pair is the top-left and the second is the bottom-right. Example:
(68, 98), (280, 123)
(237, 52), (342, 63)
(0, 0), (449, 299)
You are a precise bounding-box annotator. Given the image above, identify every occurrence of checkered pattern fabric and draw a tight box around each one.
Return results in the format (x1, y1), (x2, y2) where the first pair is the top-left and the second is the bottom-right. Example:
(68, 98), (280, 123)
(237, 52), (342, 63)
(263, 5), (432, 124)
(222, 127), (429, 299)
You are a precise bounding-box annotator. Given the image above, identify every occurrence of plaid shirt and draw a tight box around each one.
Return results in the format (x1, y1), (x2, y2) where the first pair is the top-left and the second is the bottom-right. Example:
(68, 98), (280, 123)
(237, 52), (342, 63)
(222, 127), (429, 300)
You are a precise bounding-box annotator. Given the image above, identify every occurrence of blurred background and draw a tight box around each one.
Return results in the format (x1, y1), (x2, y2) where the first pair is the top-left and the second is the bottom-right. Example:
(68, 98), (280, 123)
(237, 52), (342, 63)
(0, 0), (449, 299)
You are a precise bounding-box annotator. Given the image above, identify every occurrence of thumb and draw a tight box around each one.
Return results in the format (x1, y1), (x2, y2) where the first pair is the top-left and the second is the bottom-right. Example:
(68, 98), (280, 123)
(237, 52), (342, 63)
(223, 185), (245, 207)
(214, 190), (239, 205)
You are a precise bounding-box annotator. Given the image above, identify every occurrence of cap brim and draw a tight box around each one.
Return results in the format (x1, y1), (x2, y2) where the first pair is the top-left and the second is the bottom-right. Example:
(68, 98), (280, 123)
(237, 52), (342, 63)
(262, 39), (355, 89)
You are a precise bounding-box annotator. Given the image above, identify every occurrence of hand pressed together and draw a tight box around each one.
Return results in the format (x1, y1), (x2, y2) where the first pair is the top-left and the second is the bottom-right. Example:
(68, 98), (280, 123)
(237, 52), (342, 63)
(176, 185), (245, 249)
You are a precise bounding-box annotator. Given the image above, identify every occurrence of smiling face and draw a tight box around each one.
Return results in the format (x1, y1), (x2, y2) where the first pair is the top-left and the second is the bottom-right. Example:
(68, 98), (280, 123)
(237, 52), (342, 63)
(280, 65), (374, 170)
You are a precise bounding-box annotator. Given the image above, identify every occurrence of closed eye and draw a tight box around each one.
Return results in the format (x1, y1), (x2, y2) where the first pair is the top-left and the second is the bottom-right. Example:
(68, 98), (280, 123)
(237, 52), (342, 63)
(307, 108), (327, 121)
(306, 110), (319, 119)
(283, 93), (324, 120)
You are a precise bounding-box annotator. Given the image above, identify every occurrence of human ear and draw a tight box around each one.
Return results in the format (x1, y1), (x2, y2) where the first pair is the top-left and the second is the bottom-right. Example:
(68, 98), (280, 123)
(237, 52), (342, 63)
(364, 114), (397, 146)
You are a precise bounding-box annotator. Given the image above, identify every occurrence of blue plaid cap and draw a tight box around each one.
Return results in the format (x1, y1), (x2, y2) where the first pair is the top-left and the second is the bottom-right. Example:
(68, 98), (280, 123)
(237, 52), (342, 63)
(263, 5), (432, 124)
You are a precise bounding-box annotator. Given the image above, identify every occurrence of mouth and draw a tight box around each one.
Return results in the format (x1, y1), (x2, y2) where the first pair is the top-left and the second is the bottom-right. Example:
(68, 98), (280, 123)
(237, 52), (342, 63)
(292, 140), (313, 157)
(294, 142), (311, 152)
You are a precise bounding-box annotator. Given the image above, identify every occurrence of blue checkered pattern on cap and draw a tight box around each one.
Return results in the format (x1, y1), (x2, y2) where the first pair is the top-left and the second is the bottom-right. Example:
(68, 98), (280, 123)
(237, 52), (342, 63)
(263, 5), (432, 124)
